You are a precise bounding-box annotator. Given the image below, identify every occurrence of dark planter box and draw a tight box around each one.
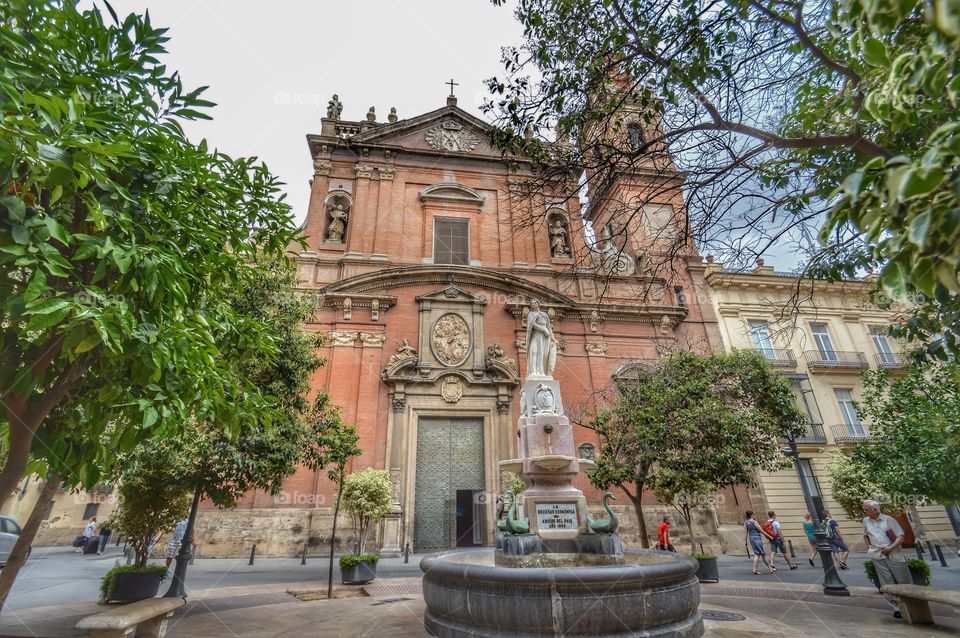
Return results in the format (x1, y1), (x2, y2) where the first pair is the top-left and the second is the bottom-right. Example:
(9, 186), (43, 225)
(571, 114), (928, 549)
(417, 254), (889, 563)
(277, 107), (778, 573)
(107, 571), (162, 602)
(910, 569), (929, 586)
(341, 560), (377, 585)
(695, 557), (719, 583)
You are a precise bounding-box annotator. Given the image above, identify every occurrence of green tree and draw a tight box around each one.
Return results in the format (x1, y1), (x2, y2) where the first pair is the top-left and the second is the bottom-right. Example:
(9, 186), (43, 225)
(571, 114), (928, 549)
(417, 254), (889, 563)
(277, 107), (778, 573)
(341, 469), (393, 555)
(487, 0), (960, 358)
(825, 451), (900, 521)
(587, 351), (806, 548)
(0, 0), (299, 505)
(852, 363), (960, 505)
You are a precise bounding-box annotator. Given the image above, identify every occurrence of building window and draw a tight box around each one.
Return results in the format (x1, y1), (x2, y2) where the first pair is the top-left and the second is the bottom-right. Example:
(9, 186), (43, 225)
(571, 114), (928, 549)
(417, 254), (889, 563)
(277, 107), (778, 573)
(797, 459), (825, 519)
(674, 287), (687, 308)
(82, 503), (100, 520)
(433, 217), (469, 265)
(810, 323), (837, 361)
(578, 443), (596, 461)
(834, 388), (865, 435)
(869, 326), (897, 364)
(748, 320), (775, 358)
(785, 374), (823, 425)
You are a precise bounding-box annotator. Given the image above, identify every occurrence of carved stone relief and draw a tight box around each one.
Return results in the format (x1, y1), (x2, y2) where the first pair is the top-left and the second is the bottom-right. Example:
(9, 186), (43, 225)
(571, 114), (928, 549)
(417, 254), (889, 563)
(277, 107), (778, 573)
(342, 297), (352, 320)
(360, 332), (387, 347)
(424, 121), (480, 153)
(328, 331), (358, 346)
(388, 339), (418, 366)
(431, 313), (470, 366)
(585, 341), (608, 356)
(440, 376), (463, 403)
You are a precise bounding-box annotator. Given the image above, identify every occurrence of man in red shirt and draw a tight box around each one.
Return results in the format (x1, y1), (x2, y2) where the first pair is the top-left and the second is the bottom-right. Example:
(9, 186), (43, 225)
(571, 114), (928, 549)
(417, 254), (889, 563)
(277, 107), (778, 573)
(657, 515), (676, 552)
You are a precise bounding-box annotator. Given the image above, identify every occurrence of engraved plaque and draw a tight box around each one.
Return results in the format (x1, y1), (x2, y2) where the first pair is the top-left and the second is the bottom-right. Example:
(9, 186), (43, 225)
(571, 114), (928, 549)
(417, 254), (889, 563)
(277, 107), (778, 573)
(535, 503), (578, 531)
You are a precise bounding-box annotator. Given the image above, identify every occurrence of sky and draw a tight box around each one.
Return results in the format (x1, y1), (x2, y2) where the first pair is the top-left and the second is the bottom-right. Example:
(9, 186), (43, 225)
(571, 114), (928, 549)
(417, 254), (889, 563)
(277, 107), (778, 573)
(104, 0), (527, 225)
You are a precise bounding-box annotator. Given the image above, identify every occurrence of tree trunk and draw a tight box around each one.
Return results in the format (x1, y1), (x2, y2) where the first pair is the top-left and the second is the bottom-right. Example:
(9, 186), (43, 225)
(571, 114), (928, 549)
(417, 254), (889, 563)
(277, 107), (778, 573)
(326, 475), (344, 599)
(683, 505), (696, 556)
(0, 472), (59, 613)
(0, 406), (39, 512)
(627, 489), (649, 548)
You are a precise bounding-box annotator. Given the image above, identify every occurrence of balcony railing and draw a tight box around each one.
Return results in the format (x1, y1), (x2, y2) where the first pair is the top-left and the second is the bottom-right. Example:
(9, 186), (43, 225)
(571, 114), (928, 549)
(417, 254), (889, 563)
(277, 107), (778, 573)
(755, 348), (797, 367)
(831, 424), (873, 445)
(874, 352), (908, 370)
(803, 350), (869, 370)
(795, 422), (827, 444)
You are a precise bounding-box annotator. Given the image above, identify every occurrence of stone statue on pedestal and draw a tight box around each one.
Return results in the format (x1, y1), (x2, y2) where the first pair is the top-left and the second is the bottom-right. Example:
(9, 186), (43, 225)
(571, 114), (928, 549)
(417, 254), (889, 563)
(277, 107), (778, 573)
(525, 300), (557, 378)
(326, 203), (348, 243)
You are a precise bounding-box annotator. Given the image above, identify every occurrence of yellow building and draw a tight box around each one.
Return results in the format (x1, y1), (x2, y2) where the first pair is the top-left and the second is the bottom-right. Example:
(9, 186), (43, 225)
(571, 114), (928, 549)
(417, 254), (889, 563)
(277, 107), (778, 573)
(705, 260), (959, 551)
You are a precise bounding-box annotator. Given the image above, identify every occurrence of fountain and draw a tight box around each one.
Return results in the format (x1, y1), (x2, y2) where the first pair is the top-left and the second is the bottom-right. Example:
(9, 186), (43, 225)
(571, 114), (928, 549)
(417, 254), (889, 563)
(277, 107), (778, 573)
(420, 300), (704, 637)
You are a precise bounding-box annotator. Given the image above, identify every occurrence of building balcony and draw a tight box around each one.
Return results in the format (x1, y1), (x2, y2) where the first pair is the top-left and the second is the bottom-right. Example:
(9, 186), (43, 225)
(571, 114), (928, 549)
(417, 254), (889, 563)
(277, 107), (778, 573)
(795, 422), (827, 444)
(755, 348), (797, 368)
(874, 352), (909, 371)
(803, 350), (869, 371)
(830, 424), (873, 445)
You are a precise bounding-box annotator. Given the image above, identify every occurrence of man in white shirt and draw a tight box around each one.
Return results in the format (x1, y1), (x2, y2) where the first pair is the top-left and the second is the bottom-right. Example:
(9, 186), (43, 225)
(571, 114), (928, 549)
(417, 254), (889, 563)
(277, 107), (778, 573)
(862, 499), (910, 619)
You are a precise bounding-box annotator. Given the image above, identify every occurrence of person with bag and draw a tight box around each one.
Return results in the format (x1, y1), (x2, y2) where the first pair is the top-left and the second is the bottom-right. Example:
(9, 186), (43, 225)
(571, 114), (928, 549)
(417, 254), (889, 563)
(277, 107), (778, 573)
(744, 511), (775, 575)
(76, 516), (97, 553)
(765, 511), (798, 570)
(862, 499), (909, 619)
(822, 510), (849, 569)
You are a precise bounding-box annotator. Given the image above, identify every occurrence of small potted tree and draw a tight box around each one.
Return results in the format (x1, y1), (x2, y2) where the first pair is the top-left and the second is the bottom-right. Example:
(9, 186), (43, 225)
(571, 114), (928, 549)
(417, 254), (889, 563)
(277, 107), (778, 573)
(339, 468), (392, 585)
(101, 449), (191, 602)
(654, 474), (718, 583)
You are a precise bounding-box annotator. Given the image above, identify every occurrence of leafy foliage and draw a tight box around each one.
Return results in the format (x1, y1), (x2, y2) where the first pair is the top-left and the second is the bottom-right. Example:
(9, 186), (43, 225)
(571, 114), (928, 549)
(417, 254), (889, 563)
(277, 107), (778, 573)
(486, 0), (960, 358)
(341, 469), (392, 555)
(825, 451), (901, 520)
(850, 363), (960, 505)
(106, 442), (193, 568)
(0, 0), (300, 504)
(588, 350), (805, 548)
(339, 553), (380, 570)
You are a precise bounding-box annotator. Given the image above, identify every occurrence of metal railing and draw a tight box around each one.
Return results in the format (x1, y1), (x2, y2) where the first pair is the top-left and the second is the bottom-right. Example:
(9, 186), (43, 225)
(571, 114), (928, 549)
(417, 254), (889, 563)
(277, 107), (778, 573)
(795, 422), (827, 444)
(755, 348), (797, 367)
(803, 350), (869, 369)
(874, 352), (908, 370)
(830, 424), (873, 444)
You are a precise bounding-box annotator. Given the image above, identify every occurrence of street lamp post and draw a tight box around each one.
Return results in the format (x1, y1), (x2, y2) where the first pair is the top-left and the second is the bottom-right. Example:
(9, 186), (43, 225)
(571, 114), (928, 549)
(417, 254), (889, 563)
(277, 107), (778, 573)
(164, 484), (201, 598)
(781, 441), (849, 597)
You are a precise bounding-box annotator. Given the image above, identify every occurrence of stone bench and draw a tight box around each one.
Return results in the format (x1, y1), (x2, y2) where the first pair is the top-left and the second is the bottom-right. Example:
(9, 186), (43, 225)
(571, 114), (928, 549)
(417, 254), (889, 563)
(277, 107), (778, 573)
(75, 597), (185, 638)
(881, 584), (960, 624)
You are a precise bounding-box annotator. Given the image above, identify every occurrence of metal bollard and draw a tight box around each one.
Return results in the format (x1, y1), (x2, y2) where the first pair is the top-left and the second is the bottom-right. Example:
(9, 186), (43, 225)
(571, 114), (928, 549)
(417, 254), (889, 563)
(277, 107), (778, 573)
(935, 544), (948, 567)
(248, 543), (256, 566)
(916, 544), (924, 561)
(699, 543), (704, 555)
(404, 542), (410, 564)
(788, 539), (796, 558)
(928, 541), (937, 563)
(301, 543), (308, 566)
(190, 546), (197, 565)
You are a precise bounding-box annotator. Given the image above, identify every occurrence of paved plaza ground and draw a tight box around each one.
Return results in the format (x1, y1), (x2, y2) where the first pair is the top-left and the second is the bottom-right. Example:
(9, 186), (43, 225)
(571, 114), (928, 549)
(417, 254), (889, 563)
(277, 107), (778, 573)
(0, 545), (957, 637)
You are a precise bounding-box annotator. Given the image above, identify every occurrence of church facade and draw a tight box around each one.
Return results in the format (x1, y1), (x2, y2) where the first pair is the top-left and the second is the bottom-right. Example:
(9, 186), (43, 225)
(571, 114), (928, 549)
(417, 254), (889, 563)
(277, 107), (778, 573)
(194, 93), (741, 557)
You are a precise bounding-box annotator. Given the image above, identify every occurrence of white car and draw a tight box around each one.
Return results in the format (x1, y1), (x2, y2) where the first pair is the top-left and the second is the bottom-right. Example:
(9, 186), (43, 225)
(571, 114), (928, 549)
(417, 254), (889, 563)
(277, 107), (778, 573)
(0, 516), (28, 566)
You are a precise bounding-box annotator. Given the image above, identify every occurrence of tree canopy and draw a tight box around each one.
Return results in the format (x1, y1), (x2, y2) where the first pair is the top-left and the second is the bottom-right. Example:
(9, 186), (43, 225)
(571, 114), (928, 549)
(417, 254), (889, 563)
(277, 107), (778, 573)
(586, 350), (806, 547)
(0, 0), (301, 505)
(487, 0), (960, 358)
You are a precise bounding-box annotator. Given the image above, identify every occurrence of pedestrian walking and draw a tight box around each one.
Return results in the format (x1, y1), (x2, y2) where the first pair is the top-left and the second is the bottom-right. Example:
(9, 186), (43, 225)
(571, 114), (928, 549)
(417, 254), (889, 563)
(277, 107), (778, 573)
(862, 499), (910, 619)
(764, 511), (797, 569)
(657, 515), (676, 552)
(744, 511), (775, 575)
(802, 512), (818, 566)
(76, 516), (96, 553)
(165, 518), (189, 568)
(96, 524), (112, 555)
(822, 510), (849, 569)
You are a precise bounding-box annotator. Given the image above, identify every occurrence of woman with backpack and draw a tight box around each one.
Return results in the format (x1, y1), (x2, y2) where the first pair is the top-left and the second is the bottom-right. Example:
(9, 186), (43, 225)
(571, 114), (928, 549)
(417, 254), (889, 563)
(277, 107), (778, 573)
(744, 511), (776, 575)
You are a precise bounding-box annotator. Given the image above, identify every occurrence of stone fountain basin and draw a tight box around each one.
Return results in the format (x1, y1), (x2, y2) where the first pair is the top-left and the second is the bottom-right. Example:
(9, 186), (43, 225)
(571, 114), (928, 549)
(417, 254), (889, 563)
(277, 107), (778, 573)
(420, 548), (703, 638)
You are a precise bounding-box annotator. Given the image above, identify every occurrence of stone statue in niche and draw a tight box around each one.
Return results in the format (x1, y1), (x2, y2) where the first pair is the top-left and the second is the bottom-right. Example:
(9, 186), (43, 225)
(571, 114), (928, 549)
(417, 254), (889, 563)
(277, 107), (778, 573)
(525, 299), (558, 378)
(326, 94), (343, 119)
(549, 217), (570, 257)
(326, 203), (349, 243)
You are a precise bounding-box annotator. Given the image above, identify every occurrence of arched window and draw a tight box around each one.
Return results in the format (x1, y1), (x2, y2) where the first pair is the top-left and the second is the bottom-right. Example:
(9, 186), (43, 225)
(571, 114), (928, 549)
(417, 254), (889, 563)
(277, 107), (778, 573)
(578, 443), (596, 461)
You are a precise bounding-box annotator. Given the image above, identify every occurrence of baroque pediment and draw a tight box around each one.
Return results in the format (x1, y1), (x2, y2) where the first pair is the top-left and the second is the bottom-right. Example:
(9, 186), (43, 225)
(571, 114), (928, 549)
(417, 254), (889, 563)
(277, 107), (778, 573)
(342, 105), (502, 158)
